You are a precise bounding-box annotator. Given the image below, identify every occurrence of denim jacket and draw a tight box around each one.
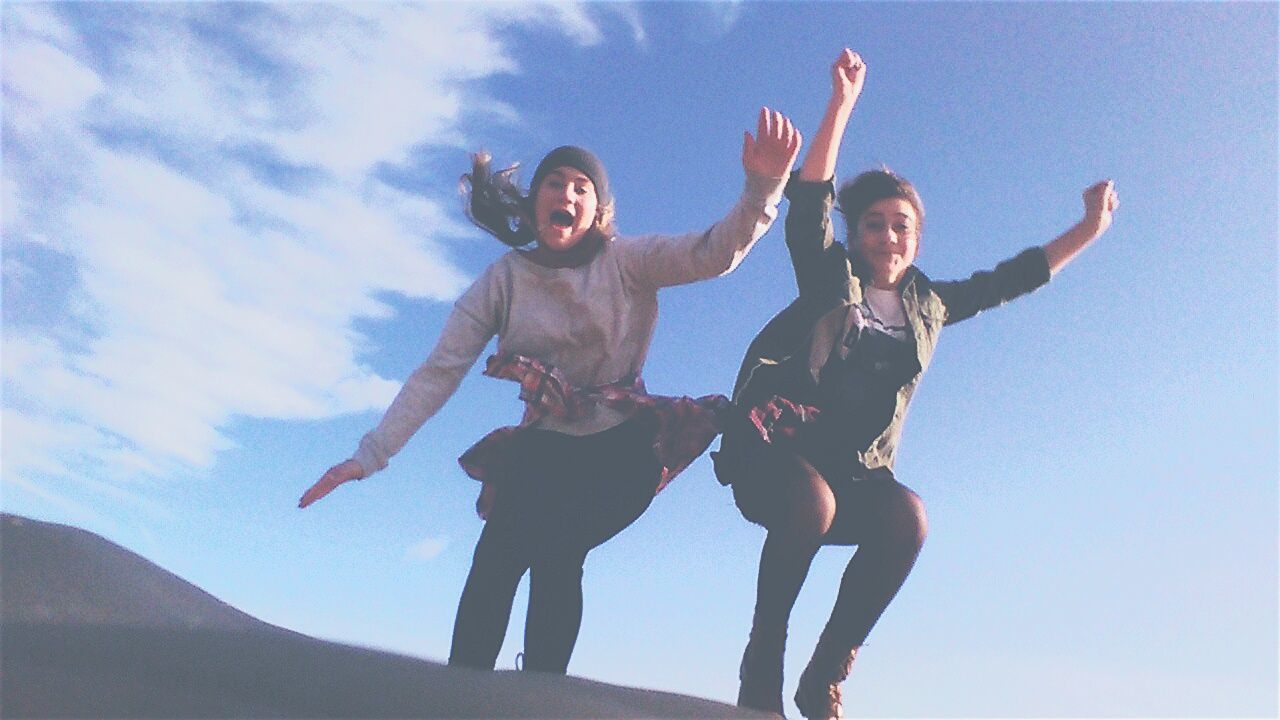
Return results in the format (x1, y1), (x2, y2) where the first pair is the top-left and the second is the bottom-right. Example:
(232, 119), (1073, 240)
(717, 176), (1051, 479)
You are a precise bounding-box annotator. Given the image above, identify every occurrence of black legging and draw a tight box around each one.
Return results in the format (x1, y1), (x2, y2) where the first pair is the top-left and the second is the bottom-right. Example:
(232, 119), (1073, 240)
(448, 414), (661, 674)
(733, 441), (927, 656)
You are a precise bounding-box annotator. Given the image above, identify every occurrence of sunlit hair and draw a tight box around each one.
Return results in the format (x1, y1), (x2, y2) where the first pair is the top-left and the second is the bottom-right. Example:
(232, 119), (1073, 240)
(836, 168), (925, 277)
(461, 152), (617, 248)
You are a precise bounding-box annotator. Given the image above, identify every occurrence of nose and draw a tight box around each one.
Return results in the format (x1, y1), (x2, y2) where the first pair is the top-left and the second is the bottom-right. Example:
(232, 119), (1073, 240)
(869, 228), (894, 247)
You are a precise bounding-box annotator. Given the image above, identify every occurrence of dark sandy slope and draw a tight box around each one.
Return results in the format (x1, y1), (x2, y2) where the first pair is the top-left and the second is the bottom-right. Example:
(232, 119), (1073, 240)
(1, 514), (767, 719)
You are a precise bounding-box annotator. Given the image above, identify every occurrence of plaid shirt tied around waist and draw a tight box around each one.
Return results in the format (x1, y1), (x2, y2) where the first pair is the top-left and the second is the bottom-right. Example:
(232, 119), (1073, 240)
(743, 395), (821, 444)
(458, 353), (732, 494)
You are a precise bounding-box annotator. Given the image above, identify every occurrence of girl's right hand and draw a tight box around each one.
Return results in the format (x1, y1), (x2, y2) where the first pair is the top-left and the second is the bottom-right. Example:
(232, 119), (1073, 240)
(831, 48), (866, 107)
(299, 459), (365, 508)
(742, 107), (802, 179)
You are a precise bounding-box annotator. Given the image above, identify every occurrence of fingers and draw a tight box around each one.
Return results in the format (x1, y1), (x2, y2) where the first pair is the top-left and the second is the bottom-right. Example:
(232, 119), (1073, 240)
(751, 107), (786, 144)
(298, 461), (360, 508)
(298, 479), (330, 508)
(744, 107), (801, 177)
(1084, 179), (1117, 206)
(298, 474), (336, 508)
(782, 115), (801, 156)
(754, 108), (796, 148)
(760, 107), (790, 143)
(832, 48), (866, 84)
(837, 48), (864, 73)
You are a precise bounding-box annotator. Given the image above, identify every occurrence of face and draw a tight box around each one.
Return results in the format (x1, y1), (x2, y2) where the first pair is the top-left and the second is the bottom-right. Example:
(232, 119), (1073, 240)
(856, 197), (919, 288)
(533, 167), (599, 252)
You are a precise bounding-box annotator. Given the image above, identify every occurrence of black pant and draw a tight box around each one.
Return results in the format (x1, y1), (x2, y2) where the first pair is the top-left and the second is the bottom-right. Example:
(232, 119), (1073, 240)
(448, 414), (661, 673)
(732, 441), (927, 656)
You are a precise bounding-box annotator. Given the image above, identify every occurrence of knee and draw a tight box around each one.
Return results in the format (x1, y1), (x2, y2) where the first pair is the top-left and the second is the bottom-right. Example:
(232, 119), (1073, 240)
(875, 484), (927, 552)
(738, 451), (835, 544)
(531, 554), (585, 589)
(761, 480), (834, 547)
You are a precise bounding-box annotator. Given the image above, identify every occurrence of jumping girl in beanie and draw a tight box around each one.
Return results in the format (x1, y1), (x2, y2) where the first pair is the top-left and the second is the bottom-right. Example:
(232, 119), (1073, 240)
(300, 108), (801, 675)
(715, 51), (1119, 718)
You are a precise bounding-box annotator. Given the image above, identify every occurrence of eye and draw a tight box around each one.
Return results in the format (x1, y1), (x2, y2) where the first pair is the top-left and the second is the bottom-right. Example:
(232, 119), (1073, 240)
(893, 223), (911, 234)
(863, 219), (885, 232)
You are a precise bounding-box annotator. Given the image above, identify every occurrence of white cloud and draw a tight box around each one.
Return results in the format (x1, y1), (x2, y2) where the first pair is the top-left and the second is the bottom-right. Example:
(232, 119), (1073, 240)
(688, 2), (743, 40)
(405, 535), (448, 562)
(605, 3), (648, 47)
(0, 3), (613, 506)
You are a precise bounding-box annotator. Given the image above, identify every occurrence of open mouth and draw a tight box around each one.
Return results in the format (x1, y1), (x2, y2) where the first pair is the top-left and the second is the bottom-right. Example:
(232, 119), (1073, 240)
(549, 210), (575, 229)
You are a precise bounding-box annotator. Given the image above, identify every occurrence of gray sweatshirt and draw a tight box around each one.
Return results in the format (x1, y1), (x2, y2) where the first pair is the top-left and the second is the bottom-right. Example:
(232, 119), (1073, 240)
(353, 171), (786, 477)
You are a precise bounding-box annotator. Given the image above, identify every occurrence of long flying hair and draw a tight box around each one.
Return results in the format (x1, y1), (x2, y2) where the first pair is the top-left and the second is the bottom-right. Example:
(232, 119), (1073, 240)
(461, 152), (536, 248)
(461, 151), (618, 249)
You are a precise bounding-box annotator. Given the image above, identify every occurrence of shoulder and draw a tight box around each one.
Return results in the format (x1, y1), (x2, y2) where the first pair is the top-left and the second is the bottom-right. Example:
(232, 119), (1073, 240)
(455, 251), (524, 305)
(901, 267), (948, 321)
(784, 173), (836, 202)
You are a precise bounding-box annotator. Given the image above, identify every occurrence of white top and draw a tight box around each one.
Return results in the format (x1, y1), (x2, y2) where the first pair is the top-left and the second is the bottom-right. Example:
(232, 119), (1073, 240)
(352, 171), (787, 477)
(861, 286), (909, 341)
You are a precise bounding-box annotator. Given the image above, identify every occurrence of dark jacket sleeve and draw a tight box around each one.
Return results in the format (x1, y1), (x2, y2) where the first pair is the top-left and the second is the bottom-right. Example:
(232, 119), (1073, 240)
(784, 174), (853, 306)
(933, 246), (1052, 326)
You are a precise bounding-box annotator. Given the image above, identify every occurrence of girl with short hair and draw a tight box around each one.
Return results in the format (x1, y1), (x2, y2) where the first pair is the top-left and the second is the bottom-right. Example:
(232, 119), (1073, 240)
(718, 50), (1119, 718)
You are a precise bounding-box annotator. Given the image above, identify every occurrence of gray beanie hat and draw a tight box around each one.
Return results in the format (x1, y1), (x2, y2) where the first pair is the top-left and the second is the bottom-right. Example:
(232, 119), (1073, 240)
(529, 146), (611, 205)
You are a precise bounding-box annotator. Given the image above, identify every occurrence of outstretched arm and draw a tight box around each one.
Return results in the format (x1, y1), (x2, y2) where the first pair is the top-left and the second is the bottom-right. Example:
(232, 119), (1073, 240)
(620, 107), (800, 289)
(799, 48), (866, 183)
(1043, 180), (1120, 274)
(935, 180), (1121, 325)
(298, 271), (502, 508)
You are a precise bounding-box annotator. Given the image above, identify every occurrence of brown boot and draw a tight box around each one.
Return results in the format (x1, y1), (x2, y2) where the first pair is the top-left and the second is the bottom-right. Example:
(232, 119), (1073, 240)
(793, 643), (858, 719)
(736, 631), (785, 715)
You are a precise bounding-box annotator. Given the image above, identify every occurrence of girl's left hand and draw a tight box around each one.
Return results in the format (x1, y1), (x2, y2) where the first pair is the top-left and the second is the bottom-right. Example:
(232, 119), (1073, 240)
(1082, 180), (1120, 234)
(742, 106), (802, 179)
(299, 459), (364, 508)
(831, 48), (867, 107)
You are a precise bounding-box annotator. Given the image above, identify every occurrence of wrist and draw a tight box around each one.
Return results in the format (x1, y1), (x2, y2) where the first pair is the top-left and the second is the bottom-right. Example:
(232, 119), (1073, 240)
(1078, 215), (1106, 238)
(829, 93), (856, 116)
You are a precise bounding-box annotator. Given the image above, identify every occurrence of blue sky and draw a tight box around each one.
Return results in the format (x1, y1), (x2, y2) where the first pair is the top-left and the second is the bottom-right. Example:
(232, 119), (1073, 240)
(3, 2), (1276, 716)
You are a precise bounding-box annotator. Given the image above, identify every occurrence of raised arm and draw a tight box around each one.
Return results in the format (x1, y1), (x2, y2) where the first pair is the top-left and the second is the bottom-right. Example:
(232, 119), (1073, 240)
(798, 48), (865, 183)
(618, 108), (800, 289)
(1043, 180), (1119, 274)
(787, 50), (866, 304)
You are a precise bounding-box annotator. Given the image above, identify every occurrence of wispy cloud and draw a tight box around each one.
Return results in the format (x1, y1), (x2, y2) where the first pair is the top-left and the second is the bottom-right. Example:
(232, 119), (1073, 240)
(404, 535), (449, 563)
(687, 2), (743, 41)
(608, 4), (649, 47)
(1, 3), (610, 506)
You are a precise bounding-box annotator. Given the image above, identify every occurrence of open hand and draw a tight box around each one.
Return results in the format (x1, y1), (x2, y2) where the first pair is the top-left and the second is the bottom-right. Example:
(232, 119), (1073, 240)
(742, 107), (802, 179)
(1082, 180), (1120, 235)
(299, 459), (364, 508)
(831, 49), (866, 107)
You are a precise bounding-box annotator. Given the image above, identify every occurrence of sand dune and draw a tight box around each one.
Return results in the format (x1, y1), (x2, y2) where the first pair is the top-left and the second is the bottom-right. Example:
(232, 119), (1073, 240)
(1, 514), (768, 719)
